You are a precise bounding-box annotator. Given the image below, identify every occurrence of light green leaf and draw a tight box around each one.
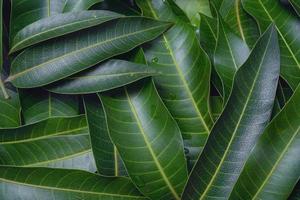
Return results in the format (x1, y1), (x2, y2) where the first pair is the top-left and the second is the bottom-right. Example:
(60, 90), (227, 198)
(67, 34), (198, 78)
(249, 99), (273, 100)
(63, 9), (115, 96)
(0, 166), (147, 200)
(230, 85), (300, 200)
(63, 0), (103, 12)
(136, 0), (213, 167)
(10, 10), (123, 53)
(182, 25), (280, 199)
(83, 94), (127, 176)
(7, 17), (171, 88)
(242, 0), (300, 89)
(100, 79), (188, 200)
(47, 59), (159, 94)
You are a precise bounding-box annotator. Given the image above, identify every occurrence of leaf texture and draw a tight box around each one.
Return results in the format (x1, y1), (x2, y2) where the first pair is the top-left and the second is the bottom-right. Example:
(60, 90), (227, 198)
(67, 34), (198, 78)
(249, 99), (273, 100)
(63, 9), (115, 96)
(0, 166), (147, 200)
(8, 17), (171, 88)
(47, 59), (159, 94)
(290, 0), (300, 16)
(182, 25), (280, 199)
(242, 0), (300, 89)
(63, 0), (103, 12)
(100, 79), (188, 200)
(136, 0), (213, 167)
(230, 84), (300, 200)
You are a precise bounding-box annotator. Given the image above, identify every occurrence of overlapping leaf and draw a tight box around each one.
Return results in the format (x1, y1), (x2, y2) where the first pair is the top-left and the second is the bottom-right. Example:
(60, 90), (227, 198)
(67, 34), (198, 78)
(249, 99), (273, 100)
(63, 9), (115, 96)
(290, 0), (300, 16)
(100, 79), (188, 200)
(289, 181), (300, 200)
(230, 85), (300, 200)
(243, 0), (300, 89)
(63, 0), (103, 12)
(47, 59), (159, 94)
(182, 25), (280, 199)
(0, 166), (147, 200)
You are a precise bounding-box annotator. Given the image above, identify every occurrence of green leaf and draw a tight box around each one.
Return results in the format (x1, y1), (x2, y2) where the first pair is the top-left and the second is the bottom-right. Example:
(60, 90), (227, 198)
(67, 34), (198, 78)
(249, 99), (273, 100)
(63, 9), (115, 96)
(290, 0), (300, 16)
(230, 85), (300, 200)
(136, 0), (213, 167)
(92, 0), (140, 16)
(219, 0), (260, 47)
(214, 15), (250, 102)
(47, 59), (159, 94)
(10, 10), (123, 53)
(0, 116), (96, 171)
(210, 96), (223, 121)
(63, 0), (103, 12)
(19, 89), (79, 124)
(7, 17), (171, 88)
(83, 94), (127, 176)
(289, 181), (300, 200)
(242, 0), (300, 89)
(182, 25), (280, 199)
(100, 79), (188, 200)
(0, 166), (147, 200)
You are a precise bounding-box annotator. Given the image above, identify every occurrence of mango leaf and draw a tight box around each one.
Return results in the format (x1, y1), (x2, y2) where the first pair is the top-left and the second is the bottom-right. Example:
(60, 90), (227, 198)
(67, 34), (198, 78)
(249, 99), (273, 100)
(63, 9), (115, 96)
(63, 0), (103, 12)
(19, 89), (79, 124)
(0, 116), (96, 171)
(136, 0), (213, 167)
(93, 0), (140, 16)
(219, 0), (260, 48)
(182, 25), (280, 199)
(230, 85), (300, 200)
(290, 0), (300, 16)
(7, 17), (171, 88)
(100, 79), (188, 200)
(10, 10), (123, 53)
(242, 0), (300, 90)
(47, 59), (159, 94)
(83, 94), (127, 176)
(289, 181), (300, 200)
(214, 15), (250, 102)
(210, 96), (223, 121)
(0, 166), (147, 200)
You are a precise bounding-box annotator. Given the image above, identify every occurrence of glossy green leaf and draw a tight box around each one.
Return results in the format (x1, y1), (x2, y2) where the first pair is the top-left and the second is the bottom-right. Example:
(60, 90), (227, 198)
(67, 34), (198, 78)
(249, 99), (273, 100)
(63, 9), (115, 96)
(47, 59), (159, 94)
(63, 0), (103, 12)
(290, 0), (300, 16)
(210, 96), (223, 121)
(136, 0), (213, 167)
(10, 10), (123, 53)
(0, 166), (147, 200)
(219, 0), (260, 48)
(230, 85), (300, 200)
(182, 25), (280, 199)
(100, 79), (188, 200)
(243, 0), (300, 89)
(93, 0), (140, 16)
(7, 17), (171, 88)
(289, 181), (300, 200)
(83, 94), (127, 176)
(0, 116), (96, 171)
(214, 15), (250, 102)
(19, 89), (79, 124)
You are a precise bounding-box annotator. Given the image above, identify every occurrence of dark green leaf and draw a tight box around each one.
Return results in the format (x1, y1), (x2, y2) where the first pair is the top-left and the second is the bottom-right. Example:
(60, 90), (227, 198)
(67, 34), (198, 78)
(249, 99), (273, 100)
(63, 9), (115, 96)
(7, 17), (171, 88)
(100, 79), (188, 200)
(182, 25), (280, 199)
(290, 0), (300, 16)
(242, 0), (300, 89)
(289, 181), (300, 200)
(0, 166), (147, 200)
(63, 0), (103, 12)
(47, 59), (159, 94)
(210, 96), (223, 120)
(230, 85), (300, 200)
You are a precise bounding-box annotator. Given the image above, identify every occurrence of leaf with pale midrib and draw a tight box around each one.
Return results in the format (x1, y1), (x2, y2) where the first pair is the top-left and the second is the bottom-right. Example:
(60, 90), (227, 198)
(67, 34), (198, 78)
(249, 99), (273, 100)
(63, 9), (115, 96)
(0, 166), (147, 200)
(230, 84), (300, 200)
(182, 25), (280, 199)
(8, 17), (171, 88)
(47, 59), (159, 94)
(100, 79), (188, 200)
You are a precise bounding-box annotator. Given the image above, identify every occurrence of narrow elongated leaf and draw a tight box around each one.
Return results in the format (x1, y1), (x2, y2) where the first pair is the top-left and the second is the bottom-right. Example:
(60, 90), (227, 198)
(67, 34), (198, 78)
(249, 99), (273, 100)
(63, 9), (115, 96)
(83, 94), (127, 176)
(182, 25), (280, 199)
(7, 17), (171, 88)
(0, 167), (147, 200)
(63, 0), (103, 12)
(136, 0), (213, 167)
(230, 85), (300, 200)
(19, 89), (79, 124)
(289, 181), (300, 200)
(10, 10), (123, 53)
(243, 0), (300, 89)
(219, 0), (260, 47)
(290, 0), (300, 16)
(47, 59), (159, 94)
(0, 116), (96, 171)
(214, 16), (250, 102)
(100, 79), (188, 200)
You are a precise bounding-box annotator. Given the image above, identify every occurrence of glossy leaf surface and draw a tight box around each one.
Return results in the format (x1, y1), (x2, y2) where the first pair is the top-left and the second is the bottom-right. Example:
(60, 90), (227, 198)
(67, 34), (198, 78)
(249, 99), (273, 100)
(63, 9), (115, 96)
(10, 10), (123, 53)
(243, 0), (300, 89)
(0, 166), (147, 200)
(182, 25), (280, 199)
(8, 17), (171, 88)
(100, 79), (188, 200)
(47, 59), (158, 94)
